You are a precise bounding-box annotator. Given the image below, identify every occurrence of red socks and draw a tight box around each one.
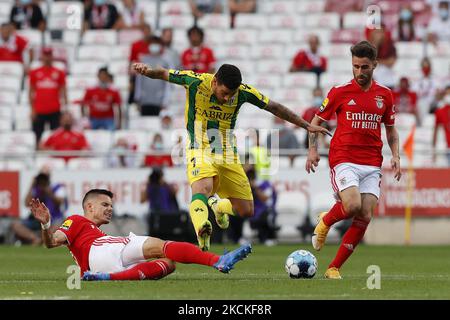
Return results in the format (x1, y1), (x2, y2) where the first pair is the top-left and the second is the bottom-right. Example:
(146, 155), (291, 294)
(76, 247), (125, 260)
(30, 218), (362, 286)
(329, 217), (369, 269)
(163, 241), (220, 266)
(323, 202), (348, 226)
(110, 260), (174, 281)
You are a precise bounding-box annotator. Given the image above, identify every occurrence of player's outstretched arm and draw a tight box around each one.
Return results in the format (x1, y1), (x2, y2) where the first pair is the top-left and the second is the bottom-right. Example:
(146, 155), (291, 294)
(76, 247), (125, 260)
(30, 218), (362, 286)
(385, 125), (402, 181)
(29, 198), (67, 248)
(265, 100), (332, 136)
(305, 115), (324, 173)
(132, 63), (169, 81)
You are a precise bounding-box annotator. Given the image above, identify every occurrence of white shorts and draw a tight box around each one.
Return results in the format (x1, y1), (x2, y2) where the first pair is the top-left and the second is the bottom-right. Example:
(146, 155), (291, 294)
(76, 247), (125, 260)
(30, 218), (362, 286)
(330, 162), (382, 200)
(88, 232), (148, 273)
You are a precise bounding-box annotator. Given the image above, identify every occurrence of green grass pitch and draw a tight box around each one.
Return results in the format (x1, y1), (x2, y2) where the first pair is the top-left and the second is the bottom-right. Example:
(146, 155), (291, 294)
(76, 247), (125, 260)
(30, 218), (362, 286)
(0, 244), (449, 300)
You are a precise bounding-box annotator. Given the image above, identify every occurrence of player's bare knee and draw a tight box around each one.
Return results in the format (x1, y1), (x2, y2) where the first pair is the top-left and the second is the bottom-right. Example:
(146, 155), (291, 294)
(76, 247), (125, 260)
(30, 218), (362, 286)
(344, 202), (362, 217)
(143, 237), (166, 259)
(236, 203), (254, 217)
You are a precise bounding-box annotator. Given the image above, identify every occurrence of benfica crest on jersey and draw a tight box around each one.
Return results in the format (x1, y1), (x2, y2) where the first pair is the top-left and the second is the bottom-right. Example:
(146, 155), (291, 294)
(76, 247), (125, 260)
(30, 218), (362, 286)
(374, 96), (384, 109)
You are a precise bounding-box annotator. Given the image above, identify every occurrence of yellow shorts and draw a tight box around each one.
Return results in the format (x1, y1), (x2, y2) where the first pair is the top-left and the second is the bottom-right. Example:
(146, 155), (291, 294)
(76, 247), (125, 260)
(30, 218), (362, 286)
(186, 150), (253, 201)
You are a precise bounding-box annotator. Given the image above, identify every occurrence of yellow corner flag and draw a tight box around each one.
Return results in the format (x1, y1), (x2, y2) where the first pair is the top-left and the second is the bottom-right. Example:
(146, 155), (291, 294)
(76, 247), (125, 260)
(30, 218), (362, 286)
(402, 124), (416, 245)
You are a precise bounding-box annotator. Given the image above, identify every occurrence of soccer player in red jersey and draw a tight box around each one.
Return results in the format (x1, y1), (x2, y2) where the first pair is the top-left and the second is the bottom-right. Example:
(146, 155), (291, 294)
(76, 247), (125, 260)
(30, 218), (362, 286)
(30, 189), (252, 281)
(305, 41), (402, 279)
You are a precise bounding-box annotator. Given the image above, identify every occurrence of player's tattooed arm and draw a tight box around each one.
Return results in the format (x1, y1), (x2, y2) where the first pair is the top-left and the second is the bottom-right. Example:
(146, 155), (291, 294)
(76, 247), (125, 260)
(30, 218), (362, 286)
(265, 100), (310, 129)
(132, 63), (169, 81)
(308, 116), (324, 150)
(385, 125), (402, 181)
(385, 125), (400, 159)
(29, 198), (67, 248)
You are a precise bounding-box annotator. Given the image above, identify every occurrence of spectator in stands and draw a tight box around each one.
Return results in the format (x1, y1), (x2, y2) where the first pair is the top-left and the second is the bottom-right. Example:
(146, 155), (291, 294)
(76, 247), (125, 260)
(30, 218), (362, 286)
(39, 111), (90, 162)
(246, 166), (279, 246)
(84, 0), (120, 31)
(432, 85), (450, 164)
(24, 172), (67, 232)
(140, 167), (179, 215)
(398, 5), (416, 41)
(266, 119), (301, 168)
(128, 23), (152, 104)
(412, 57), (441, 117)
(427, 0), (450, 44)
(161, 27), (181, 69)
(29, 47), (67, 145)
(81, 67), (122, 130)
(9, 0), (46, 32)
(189, 0), (223, 24)
(181, 26), (216, 74)
(115, 0), (145, 30)
(393, 77), (421, 126)
(134, 36), (172, 116)
(228, 0), (257, 29)
(160, 110), (173, 130)
(0, 22), (32, 64)
(367, 24), (397, 88)
(247, 130), (271, 181)
(301, 87), (336, 149)
(129, 23), (152, 65)
(290, 34), (327, 85)
(143, 133), (174, 168)
(106, 137), (137, 168)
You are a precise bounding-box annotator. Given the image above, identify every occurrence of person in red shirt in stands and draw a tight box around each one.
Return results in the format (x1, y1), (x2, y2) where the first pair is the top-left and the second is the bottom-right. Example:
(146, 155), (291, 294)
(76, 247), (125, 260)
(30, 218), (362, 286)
(290, 34), (327, 80)
(129, 23), (152, 64)
(29, 47), (67, 145)
(433, 85), (450, 165)
(0, 22), (31, 64)
(181, 26), (216, 74)
(82, 67), (122, 130)
(393, 77), (421, 126)
(128, 23), (152, 104)
(39, 111), (90, 162)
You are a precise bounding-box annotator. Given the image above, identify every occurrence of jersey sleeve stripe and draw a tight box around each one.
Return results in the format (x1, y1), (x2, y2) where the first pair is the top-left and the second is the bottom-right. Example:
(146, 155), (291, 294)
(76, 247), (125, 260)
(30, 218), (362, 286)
(187, 81), (200, 149)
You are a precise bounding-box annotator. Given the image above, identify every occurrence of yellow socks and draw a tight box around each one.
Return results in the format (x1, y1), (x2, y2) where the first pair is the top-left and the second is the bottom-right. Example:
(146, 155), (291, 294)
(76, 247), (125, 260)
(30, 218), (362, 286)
(189, 193), (209, 232)
(215, 198), (235, 216)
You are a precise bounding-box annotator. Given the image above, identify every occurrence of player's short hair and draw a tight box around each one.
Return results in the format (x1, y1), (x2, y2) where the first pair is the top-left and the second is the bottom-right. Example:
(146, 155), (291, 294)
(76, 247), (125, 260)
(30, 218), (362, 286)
(215, 64), (242, 90)
(82, 189), (113, 210)
(350, 41), (377, 61)
(35, 173), (50, 186)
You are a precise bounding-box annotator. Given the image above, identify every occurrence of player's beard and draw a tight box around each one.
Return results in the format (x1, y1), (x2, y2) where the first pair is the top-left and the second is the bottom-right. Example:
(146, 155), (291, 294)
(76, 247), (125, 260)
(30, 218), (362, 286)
(355, 74), (371, 87)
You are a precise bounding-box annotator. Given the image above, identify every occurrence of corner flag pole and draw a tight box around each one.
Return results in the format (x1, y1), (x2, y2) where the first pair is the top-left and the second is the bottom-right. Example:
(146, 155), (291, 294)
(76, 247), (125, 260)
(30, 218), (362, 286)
(403, 125), (415, 245)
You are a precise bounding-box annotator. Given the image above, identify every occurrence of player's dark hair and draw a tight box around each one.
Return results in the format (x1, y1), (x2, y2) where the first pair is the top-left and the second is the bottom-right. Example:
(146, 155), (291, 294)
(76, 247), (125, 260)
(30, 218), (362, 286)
(187, 26), (204, 40)
(350, 41), (378, 61)
(215, 64), (242, 90)
(82, 189), (113, 209)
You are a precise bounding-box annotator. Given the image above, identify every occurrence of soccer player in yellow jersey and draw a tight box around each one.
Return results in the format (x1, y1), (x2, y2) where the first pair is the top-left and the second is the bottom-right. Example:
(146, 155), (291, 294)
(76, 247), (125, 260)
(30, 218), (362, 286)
(133, 63), (330, 251)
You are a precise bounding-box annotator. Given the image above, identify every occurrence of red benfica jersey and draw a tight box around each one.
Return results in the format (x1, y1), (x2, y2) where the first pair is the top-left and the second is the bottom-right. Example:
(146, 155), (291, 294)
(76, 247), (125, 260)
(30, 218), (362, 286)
(0, 34), (28, 62)
(42, 128), (89, 161)
(435, 104), (450, 148)
(83, 85), (121, 119)
(58, 215), (106, 273)
(316, 79), (395, 168)
(29, 66), (66, 114)
(181, 46), (216, 73)
(129, 39), (150, 62)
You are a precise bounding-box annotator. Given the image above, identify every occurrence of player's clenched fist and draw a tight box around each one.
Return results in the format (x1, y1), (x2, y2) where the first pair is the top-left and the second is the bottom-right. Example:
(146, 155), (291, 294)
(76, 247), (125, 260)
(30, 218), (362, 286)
(133, 63), (151, 76)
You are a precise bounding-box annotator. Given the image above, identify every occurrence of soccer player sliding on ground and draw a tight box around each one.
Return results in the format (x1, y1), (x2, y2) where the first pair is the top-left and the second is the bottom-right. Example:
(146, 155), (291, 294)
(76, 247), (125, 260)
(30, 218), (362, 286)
(133, 62), (331, 251)
(30, 189), (252, 281)
(305, 41), (402, 279)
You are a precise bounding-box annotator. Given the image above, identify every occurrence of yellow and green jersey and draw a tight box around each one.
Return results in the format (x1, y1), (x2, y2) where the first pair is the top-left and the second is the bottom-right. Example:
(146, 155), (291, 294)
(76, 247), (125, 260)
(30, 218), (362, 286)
(168, 69), (269, 157)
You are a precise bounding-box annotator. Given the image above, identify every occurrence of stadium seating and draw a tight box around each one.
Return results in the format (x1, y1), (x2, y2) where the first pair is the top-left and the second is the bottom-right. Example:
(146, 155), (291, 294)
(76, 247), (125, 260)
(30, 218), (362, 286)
(0, 0), (447, 172)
